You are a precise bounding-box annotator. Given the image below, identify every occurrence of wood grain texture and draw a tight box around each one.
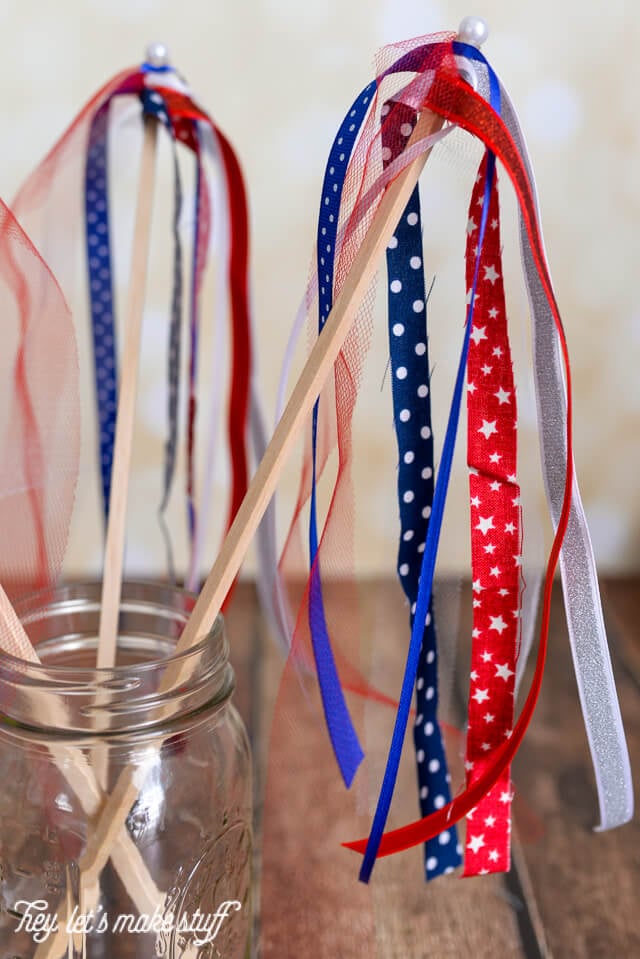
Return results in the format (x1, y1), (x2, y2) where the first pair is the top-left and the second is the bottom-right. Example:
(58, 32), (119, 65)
(238, 577), (639, 957)
(512, 581), (639, 959)
(248, 579), (526, 958)
(601, 577), (640, 685)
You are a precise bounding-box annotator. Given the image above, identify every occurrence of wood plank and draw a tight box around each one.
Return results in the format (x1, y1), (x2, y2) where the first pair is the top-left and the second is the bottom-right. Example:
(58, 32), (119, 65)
(361, 578), (529, 959)
(223, 580), (262, 732)
(246, 577), (640, 956)
(447, 578), (551, 959)
(253, 578), (526, 957)
(601, 577), (640, 683)
(512, 581), (640, 959)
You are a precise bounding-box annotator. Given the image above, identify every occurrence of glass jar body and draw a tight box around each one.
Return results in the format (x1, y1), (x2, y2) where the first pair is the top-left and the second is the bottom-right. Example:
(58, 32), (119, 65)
(0, 582), (252, 959)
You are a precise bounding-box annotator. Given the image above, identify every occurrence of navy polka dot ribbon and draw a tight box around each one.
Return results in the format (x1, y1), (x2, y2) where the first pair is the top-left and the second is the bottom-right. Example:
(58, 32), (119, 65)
(307, 47), (458, 790)
(383, 100), (462, 879)
(85, 102), (117, 521)
(85, 80), (184, 565)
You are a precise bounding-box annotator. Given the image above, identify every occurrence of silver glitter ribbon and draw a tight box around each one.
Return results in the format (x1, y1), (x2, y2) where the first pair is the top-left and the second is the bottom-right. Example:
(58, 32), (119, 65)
(496, 78), (634, 830)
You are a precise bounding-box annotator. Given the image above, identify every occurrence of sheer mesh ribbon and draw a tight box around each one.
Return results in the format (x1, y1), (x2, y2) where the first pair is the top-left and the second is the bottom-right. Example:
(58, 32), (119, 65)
(0, 199), (79, 616)
(11, 65), (258, 598)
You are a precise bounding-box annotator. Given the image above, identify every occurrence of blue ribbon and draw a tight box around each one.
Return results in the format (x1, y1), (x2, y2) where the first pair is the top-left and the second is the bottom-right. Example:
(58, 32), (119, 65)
(308, 80), (375, 786)
(85, 103), (118, 523)
(84, 79), (186, 578)
(307, 39), (503, 802)
(383, 99), (461, 878)
(359, 45), (502, 881)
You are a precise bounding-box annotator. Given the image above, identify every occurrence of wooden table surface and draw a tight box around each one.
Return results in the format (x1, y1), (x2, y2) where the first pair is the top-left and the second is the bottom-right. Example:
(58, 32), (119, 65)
(225, 578), (639, 959)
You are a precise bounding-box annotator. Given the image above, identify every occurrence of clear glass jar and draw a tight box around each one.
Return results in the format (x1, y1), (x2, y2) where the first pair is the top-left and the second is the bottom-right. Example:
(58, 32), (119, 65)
(0, 582), (252, 958)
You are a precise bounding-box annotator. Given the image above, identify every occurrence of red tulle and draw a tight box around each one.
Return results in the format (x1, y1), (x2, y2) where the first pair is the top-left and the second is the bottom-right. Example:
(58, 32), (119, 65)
(0, 198), (79, 619)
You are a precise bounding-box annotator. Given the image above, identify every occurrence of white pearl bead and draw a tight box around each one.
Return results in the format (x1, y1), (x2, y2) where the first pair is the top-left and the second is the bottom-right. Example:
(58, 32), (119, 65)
(145, 42), (170, 67)
(457, 16), (490, 48)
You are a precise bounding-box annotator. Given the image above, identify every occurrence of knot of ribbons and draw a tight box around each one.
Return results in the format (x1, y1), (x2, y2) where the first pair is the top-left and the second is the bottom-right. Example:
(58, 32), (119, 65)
(277, 32), (633, 882)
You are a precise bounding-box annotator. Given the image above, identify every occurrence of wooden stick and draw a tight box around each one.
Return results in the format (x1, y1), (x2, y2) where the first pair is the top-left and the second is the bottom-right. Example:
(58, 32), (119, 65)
(34, 111), (445, 914)
(0, 585), (162, 927)
(173, 108), (444, 658)
(97, 115), (158, 669)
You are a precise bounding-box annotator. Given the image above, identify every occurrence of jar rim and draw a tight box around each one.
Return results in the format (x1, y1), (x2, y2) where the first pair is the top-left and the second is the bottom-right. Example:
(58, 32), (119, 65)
(1, 581), (231, 734)
(8, 580), (224, 676)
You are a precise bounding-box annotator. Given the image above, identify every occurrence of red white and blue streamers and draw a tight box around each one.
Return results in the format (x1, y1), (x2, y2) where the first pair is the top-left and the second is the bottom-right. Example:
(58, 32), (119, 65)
(15, 59), (267, 606)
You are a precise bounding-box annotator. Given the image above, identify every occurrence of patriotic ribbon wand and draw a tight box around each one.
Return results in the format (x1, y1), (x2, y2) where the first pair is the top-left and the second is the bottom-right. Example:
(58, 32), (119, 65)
(11, 42), (284, 650)
(273, 16), (633, 884)
(7, 44), (281, 958)
(16, 19), (634, 931)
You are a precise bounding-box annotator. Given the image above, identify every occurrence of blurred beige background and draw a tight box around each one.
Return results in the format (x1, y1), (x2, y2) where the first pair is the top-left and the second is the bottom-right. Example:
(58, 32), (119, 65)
(1, 0), (638, 579)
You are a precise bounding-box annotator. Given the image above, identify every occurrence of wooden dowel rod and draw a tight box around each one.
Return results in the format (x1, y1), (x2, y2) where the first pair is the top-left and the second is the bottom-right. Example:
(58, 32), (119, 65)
(97, 115), (158, 669)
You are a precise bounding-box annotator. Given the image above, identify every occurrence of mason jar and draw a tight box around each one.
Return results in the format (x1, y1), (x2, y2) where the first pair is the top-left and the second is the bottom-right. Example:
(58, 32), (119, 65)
(0, 582), (252, 959)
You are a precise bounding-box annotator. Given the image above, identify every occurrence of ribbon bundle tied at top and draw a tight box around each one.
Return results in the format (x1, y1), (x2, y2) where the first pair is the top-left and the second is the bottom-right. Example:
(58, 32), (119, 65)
(272, 30), (632, 886)
(10, 58), (286, 617)
(83, 65), (252, 592)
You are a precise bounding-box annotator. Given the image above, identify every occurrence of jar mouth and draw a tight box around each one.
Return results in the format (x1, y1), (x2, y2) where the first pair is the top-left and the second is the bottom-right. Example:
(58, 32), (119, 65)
(11, 580), (222, 671)
(0, 581), (232, 734)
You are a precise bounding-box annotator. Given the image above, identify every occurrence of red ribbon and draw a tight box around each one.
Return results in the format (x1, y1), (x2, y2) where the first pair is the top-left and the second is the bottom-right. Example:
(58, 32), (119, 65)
(463, 157), (520, 875)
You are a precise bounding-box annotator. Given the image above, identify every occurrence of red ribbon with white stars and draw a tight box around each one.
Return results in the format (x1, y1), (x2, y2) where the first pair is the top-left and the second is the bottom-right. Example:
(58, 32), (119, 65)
(463, 156), (521, 875)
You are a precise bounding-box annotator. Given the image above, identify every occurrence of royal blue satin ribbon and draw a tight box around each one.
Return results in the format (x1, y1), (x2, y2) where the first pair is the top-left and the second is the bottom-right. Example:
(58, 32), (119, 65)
(308, 80), (376, 786)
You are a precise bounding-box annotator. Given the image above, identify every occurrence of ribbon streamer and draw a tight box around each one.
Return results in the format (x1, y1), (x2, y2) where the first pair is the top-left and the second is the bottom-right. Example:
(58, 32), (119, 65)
(13, 63), (270, 607)
(495, 79), (633, 832)
(382, 97), (461, 878)
(345, 44), (592, 860)
(463, 155), (521, 875)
